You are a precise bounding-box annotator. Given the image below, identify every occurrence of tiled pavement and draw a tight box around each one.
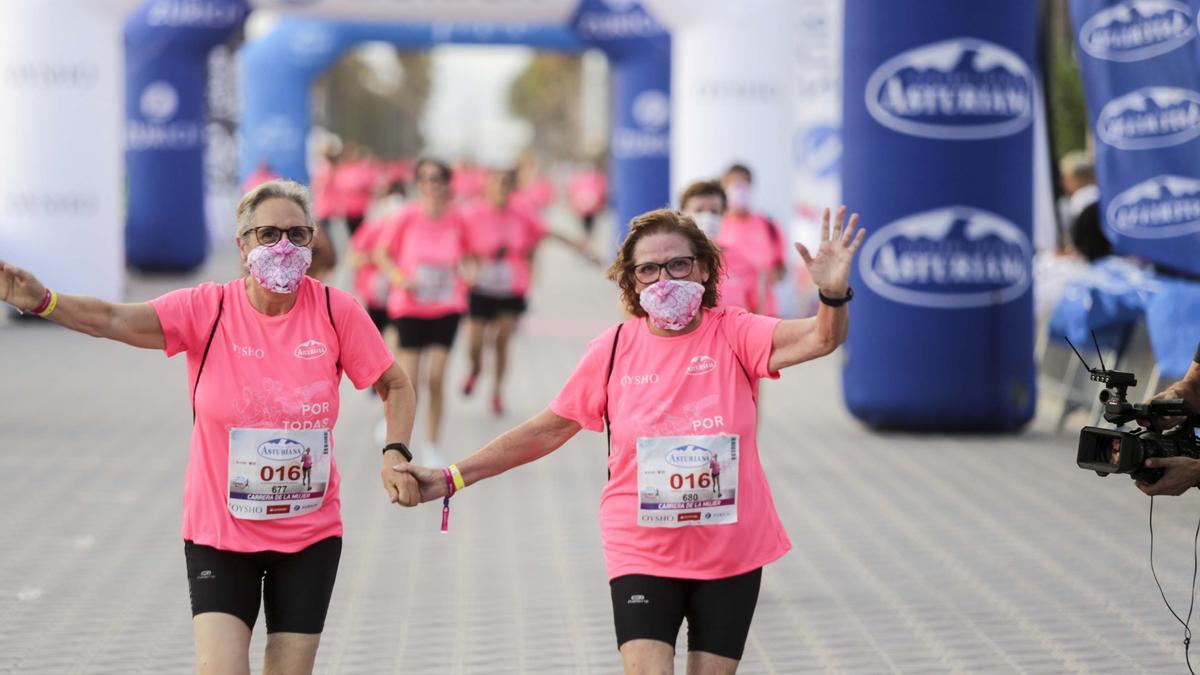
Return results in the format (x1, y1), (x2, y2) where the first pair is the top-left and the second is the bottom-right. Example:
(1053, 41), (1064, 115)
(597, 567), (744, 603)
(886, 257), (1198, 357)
(1, 227), (1197, 673)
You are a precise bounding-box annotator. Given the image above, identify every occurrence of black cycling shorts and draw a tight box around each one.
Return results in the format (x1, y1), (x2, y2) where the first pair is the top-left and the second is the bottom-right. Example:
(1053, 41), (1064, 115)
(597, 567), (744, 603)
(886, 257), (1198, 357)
(367, 306), (390, 334)
(183, 536), (342, 634)
(395, 313), (461, 349)
(467, 292), (527, 320)
(609, 567), (762, 661)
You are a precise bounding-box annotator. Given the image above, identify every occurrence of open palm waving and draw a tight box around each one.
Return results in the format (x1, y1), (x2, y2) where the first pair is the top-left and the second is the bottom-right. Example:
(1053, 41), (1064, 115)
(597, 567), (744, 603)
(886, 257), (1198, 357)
(794, 206), (864, 295)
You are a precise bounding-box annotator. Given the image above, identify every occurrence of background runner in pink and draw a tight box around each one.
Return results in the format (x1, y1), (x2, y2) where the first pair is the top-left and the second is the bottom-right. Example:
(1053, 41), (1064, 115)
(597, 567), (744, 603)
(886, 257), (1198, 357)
(378, 202), (471, 319)
(460, 196), (546, 298)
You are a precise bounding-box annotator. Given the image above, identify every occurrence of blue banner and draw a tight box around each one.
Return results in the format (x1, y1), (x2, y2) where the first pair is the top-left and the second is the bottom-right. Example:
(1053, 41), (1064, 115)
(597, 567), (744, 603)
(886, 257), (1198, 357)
(841, 0), (1038, 430)
(1070, 0), (1200, 276)
(124, 0), (247, 271)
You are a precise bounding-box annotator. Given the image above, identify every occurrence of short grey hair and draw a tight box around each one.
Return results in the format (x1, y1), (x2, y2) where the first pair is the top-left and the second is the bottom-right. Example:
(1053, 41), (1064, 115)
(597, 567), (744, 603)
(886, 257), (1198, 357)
(236, 179), (314, 238)
(1060, 150), (1094, 181)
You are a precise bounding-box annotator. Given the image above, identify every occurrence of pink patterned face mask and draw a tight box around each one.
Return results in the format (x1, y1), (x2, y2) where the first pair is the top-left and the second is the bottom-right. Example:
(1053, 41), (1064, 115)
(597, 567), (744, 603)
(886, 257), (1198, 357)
(639, 279), (704, 331)
(246, 239), (312, 294)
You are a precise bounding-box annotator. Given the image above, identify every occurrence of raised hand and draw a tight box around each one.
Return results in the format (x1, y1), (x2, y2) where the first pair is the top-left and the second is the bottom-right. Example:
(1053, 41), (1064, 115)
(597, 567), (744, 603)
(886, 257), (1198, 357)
(0, 260), (47, 312)
(794, 206), (866, 296)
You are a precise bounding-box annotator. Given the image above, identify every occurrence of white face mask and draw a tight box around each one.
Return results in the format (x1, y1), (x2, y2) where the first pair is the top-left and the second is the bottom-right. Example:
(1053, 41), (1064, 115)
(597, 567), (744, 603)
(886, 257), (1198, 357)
(691, 212), (722, 238)
(639, 279), (705, 331)
(726, 183), (752, 211)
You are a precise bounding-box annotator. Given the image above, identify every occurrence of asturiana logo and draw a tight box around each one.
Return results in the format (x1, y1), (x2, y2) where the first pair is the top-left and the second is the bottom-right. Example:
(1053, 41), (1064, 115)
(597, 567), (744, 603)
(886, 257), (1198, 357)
(859, 206), (1032, 309)
(294, 340), (328, 360)
(865, 37), (1034, 141)
(686, 356), (716, 376)
(1107, 175), (1200, 239)
(666, 445), (713, 470)
(1098, 87), (1200, 150)
(257, 438), (305, 462)
(1079, 0), (1195, 62)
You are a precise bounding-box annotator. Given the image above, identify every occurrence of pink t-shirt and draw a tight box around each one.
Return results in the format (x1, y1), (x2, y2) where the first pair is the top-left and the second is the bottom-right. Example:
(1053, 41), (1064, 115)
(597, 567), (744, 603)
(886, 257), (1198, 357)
(381, 203), (471, 319)
(150, 276), (394, 553)
(550, 307), (791, 580)
(717, 214), (787, 316)
(567, 171), (607, 216)
(460, 200), (547, 298)
(241, 168), (281, 195)
(511, 178), (555, 213)
(350, 218), (390, 309)
(311, 163), (341, 221)
(451, 166), (486, 202)
(717, 247), (758, 312)
(334, 161), (378, 218)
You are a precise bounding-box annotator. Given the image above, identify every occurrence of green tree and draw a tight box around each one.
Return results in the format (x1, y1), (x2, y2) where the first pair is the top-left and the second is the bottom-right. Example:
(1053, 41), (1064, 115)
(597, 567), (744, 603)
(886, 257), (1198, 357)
(508, 53), (582, 159)
(313, 48), (431, 157)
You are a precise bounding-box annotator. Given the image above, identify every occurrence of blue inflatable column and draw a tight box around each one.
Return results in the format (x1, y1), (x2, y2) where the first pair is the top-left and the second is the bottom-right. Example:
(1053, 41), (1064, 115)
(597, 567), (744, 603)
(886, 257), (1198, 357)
(608, 51), (671, 241)
(239, 19), (349, 186)
(841, 0), (1038, 430)
(572, 0), (671, 243)
(124, 0), (246, 271)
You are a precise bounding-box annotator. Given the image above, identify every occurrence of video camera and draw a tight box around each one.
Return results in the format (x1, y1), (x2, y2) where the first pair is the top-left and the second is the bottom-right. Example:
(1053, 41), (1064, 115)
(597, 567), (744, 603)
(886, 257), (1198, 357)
(1068, 336), (1200, 484)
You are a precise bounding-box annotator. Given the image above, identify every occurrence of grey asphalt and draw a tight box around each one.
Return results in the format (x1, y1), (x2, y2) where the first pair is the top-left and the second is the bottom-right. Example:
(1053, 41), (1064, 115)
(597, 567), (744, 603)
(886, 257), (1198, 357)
(0, 218), (1195, 674)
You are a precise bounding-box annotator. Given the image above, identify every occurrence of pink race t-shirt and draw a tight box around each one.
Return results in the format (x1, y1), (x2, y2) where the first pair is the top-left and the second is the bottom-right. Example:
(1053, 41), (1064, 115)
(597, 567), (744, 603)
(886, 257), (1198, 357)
(349, 218), (390, 309)
(567, 171), (607, 216)
(717, 214), (786, 316)
(511, 178), (555, 213)
(150, 276), (394, 553)
(460, 200), (547, 298)
(717, 246), (758, 312)
(334, 161), (378, 218)
(381, 203), (470, 319)
(311, 163), (341, 221)
(550, 307), (791, 581)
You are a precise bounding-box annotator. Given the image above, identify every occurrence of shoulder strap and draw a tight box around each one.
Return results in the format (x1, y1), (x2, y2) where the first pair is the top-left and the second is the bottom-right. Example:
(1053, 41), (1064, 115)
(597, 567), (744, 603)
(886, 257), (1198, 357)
(325, 286), (343, 379)
(603, 323), (624, 480)
(192, 287), (225, 424)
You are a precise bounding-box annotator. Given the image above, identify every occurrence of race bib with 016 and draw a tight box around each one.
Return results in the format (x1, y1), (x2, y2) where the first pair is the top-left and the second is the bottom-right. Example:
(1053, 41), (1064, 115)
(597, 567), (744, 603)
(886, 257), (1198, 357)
(228, 428), (331, 521)
(636, 434), (738, 528)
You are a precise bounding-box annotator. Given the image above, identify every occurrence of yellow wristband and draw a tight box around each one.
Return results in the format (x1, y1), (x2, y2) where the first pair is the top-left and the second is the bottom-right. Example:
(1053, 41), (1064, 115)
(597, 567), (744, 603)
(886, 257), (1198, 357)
(448, 463), (465, 491)
(38, 290), (58, 318)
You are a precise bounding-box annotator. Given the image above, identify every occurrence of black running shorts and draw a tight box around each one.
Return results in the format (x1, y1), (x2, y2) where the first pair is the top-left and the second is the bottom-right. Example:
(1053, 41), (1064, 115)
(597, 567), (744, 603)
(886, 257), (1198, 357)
(609, 567), (762, 661)
(183, 536), (342, 634)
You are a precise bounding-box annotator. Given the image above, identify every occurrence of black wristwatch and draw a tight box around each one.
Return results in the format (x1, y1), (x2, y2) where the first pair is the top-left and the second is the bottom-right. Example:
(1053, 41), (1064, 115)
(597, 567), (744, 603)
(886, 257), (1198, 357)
(818, 286), (853, 307)
(382, 442), (413, 462)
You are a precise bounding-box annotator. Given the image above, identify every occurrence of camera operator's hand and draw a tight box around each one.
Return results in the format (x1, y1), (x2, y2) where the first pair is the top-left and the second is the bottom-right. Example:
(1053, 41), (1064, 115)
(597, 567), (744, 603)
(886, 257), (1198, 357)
(1137, 457), (1200, 496)
(1142, 360), (1200, 430)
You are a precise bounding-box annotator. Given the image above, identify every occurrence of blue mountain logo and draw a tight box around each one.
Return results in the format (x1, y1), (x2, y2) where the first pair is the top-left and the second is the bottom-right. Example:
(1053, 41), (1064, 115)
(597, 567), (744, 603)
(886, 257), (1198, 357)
(860, 206), (1032, 309)
(1079, 0), (1195, 62)
(1098, 87), (1200, 149)
(1107, 175), (1200, 239)
(865, 38), (1034, 140)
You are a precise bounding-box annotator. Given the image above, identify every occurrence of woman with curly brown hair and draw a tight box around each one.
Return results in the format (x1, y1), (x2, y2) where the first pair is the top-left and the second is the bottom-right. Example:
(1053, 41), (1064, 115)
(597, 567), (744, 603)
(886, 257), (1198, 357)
(396, 206), (864, 674)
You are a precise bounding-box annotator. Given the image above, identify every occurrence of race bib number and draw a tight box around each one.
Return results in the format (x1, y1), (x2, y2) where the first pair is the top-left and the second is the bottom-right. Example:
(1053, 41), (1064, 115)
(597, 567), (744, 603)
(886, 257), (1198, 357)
(474, 260), (514, 296)
(413, 264), (457, 304)
(228, 428), (331, 521)
(636, 434), (738, 528)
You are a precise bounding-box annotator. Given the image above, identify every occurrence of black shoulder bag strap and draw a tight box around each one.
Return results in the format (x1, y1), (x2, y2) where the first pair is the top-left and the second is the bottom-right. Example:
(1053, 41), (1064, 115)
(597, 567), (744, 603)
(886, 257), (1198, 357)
(324, 286), (343, 378)
(603, 323), (624, 480)
(192, 288), (225, 423)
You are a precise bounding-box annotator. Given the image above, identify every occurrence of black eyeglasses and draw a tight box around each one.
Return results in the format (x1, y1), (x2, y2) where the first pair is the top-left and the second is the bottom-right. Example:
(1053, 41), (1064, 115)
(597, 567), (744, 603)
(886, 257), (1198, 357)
(252, 226), (314, 247)
(633, 256), (697, 284)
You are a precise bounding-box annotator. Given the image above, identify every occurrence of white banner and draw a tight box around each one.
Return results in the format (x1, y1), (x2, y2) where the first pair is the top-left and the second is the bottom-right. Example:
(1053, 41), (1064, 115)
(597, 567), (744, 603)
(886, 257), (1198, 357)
(643, 0), (796, 225)
(791, 0), (842, 239)
(0, 1), (134, 302)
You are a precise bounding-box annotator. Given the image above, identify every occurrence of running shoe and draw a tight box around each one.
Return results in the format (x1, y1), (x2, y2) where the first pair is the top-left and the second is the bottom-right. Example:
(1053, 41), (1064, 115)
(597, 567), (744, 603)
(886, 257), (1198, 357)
(461, 368), (480, 396)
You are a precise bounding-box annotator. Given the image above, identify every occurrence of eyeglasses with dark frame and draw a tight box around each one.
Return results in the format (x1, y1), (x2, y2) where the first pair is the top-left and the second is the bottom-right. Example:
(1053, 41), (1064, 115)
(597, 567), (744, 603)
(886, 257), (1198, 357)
(632, 256), (698, 284)
(251, 226), (315, 247)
